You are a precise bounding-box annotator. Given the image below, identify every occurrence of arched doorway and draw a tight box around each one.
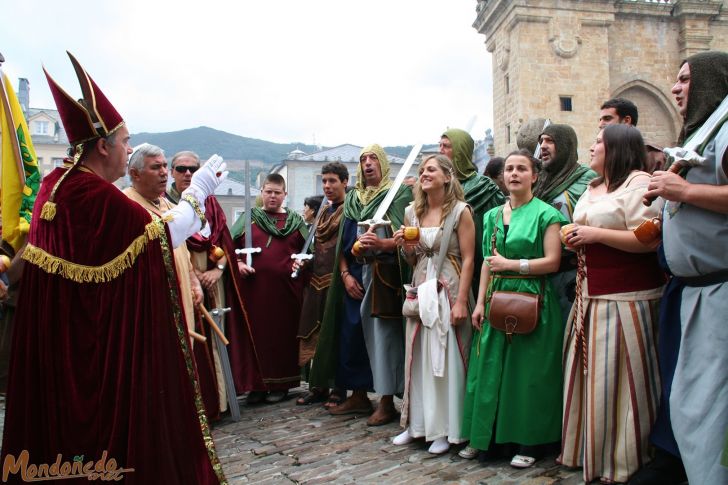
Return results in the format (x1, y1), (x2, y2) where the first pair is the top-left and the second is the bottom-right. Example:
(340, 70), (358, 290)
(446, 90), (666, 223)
(612, 80), (681, 147)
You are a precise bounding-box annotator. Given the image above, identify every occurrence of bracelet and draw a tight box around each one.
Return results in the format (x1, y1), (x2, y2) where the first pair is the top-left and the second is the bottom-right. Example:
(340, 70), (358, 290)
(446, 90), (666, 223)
(181, 194), (207, 231)
(341, 270), (350, 279)
(519, 258), (530, 275)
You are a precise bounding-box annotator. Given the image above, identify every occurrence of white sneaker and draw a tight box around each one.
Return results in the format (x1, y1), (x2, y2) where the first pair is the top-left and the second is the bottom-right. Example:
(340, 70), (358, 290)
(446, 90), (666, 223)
(428, 437), (450, 454)
(458, 445), (479, 459)
(392, 429), (414, 446)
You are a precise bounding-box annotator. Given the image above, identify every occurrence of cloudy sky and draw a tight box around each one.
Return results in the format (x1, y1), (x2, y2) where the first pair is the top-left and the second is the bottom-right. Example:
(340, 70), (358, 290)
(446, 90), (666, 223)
(1, 0), (493, 147)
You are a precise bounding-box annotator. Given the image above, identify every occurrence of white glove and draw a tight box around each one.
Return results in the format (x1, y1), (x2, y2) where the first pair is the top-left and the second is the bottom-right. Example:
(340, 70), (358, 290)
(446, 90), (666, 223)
(182, 154), (228, 203)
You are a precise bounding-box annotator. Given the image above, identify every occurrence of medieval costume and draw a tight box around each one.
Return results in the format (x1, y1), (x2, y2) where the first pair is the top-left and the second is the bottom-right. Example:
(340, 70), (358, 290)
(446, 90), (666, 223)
(534, 124), (596, 322)
(309, 145), (412, 398)
(0, 53), (225, 484)
(462, 198), (566, 452)
(657, 51), (728, 485)
(297, 201), (344, 368)
(558, 172), (665, 483)
(442, 128), (504, 291)
(399, 201), (473, 444)
(231, 206), (307, 393)
(186, 196), (264, 417)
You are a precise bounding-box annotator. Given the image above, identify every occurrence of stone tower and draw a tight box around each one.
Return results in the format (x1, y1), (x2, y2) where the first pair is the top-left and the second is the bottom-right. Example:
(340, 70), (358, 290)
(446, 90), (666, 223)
(472, 0), (728, 160)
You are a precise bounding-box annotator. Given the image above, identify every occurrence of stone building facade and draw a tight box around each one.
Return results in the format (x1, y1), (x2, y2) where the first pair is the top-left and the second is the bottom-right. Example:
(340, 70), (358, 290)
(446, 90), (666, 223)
(473, 0), (728, 161)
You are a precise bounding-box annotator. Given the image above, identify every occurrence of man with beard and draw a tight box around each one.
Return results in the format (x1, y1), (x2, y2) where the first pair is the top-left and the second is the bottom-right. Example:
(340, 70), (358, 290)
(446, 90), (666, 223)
(439, 128), (505, 290)
(295, 162), (348, 406)
(635, 50), (728, 485)
(535, 124), (596, 321)
(233, 174), (307, 404)
(310, 145), (411, 426)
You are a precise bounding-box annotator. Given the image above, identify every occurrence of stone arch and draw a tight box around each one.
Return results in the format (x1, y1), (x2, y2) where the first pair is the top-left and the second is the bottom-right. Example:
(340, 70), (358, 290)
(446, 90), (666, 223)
(612, 80), (682, 147)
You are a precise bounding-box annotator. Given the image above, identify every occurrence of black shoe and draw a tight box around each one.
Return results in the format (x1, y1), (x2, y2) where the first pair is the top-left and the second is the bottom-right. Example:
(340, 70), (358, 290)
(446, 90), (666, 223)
(627, 448), (687, 485)
(246, 390), (267, 405)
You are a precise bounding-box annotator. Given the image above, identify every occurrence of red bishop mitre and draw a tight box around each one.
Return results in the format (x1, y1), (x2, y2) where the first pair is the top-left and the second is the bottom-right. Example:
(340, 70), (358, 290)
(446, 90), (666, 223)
(43, 51), (124, 146)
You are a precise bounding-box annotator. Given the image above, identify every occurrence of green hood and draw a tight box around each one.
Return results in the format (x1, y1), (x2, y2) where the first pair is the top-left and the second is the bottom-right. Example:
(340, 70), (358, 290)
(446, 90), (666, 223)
(442, 128), (476, 181)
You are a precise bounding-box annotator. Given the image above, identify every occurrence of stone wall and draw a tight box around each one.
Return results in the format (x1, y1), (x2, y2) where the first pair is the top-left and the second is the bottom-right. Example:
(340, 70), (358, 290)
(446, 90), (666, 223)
(474, 0), (728, 161)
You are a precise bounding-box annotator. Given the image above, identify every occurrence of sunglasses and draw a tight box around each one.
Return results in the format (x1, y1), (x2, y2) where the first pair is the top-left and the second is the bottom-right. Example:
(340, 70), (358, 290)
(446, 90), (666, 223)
(174, 166), (199, 174)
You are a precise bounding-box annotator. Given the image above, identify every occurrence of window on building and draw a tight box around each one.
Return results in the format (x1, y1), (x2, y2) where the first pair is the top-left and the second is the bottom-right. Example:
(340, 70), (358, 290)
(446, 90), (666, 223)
(560, 96), (573, 112)
(506, 123), (511, 144)
(233, 209), (244, 222)
(349, 175), (357, 187)
(315, 174), (323, 191)
(505, 74), (510, 94)
(34, 120), (49, 135)
(52, 157), (65, 168)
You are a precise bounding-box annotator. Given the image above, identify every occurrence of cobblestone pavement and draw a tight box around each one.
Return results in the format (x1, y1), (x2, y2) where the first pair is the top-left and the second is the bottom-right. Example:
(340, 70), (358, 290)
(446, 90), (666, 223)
(0, 392), (584, 484)
(211, 388), (584, 484)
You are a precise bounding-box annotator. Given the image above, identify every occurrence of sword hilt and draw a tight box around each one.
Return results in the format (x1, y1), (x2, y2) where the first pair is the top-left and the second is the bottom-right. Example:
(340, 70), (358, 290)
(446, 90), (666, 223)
(290, 253), (314, 279)
(235, 247), (261, 267)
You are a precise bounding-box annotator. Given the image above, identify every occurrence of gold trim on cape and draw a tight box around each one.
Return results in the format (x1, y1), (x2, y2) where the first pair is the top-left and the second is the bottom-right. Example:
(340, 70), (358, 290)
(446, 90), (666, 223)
(22, 219), (165, 283)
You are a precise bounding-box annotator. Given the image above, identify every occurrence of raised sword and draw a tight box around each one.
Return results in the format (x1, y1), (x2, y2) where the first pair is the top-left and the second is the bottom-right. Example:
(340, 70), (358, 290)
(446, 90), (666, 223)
(234, 160), (261, 266)
(357, 143), (422, 234)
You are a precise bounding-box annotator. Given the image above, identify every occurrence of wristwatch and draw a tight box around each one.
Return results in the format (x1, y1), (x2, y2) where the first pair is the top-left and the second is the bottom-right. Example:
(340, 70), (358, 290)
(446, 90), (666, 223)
(217, 263), (226, 271)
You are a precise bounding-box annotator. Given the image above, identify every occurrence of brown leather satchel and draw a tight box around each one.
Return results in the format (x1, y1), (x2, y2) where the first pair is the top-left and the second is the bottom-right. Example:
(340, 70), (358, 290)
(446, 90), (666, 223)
(487, 285), (542, 341)
(486, 206), (544, 341)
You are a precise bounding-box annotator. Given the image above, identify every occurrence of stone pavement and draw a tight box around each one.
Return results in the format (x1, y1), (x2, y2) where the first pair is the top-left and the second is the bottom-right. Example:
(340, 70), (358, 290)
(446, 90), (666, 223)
(211, 388), (584, 484)
(0, 392), (584, 484)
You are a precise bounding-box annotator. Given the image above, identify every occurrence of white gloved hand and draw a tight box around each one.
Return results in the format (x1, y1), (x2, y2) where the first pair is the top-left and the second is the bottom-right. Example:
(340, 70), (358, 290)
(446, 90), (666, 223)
(182, 154), (228, 203)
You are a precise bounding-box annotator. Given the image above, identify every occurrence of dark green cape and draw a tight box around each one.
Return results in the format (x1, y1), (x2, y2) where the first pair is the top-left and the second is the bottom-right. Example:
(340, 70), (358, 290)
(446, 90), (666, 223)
(308, 184), (412, 388)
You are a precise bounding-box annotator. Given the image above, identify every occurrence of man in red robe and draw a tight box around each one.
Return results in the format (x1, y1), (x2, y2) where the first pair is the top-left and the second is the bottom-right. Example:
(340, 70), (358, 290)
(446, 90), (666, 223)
(0, 52), (228, 484)
(232, 173), (307, 404)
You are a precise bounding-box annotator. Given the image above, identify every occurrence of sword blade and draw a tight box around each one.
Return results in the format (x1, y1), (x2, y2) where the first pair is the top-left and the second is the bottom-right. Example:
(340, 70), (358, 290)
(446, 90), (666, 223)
(244, 160), (253, 266)
(371, 143), (422, 222)
(533, 119), (551, 159)
(211, 309), (239, 421)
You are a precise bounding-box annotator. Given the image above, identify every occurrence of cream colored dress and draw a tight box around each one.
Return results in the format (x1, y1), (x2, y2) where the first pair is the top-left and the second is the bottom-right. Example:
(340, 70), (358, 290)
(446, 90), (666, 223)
(400, 201), (473, 443)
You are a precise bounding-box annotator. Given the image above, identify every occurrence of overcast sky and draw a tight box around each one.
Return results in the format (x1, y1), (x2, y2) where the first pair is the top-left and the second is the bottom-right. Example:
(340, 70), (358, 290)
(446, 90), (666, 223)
(1, 0), (493, 147)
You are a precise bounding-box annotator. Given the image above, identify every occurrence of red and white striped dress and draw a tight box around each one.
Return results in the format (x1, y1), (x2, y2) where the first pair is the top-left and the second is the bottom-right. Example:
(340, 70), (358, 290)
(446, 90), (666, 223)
(558, 172), (665, 483)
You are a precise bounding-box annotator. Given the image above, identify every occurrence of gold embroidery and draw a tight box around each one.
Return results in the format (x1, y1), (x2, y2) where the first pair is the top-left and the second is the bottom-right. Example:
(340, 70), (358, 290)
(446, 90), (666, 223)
(22, 220), (165, 283)
(157, 215), (227, 484)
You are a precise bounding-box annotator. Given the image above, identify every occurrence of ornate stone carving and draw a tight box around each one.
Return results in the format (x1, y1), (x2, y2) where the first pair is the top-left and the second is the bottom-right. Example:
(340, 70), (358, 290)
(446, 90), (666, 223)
(495, 38), (510, 71)
(548, 16), (582, 59)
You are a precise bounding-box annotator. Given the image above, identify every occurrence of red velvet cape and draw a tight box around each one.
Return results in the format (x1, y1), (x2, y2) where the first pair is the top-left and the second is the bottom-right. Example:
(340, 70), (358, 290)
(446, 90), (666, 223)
(0, 168), (225, 484)
(186, 197), (264, 394)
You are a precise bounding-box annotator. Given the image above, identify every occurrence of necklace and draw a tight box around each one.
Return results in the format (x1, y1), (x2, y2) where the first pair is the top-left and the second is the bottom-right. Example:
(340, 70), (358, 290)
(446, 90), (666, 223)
(508, 195), (534, 210)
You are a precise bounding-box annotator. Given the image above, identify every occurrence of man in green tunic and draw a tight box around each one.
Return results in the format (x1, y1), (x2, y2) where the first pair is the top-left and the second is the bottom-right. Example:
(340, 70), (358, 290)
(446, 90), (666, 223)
(534, 124), (596, 322)
(440, 128), (505, 290)
(310, 144), (412, 426)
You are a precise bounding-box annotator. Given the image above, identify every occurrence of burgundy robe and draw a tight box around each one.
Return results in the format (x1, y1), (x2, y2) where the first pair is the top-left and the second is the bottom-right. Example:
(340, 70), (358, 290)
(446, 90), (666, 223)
(186, 197), (265, 398)
(233, 210), (306, 392)
(1, 168), (225, 484)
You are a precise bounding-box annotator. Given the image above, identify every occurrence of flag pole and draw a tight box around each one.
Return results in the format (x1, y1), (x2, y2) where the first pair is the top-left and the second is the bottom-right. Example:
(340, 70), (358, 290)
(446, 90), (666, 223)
(0, 66), (27, 185)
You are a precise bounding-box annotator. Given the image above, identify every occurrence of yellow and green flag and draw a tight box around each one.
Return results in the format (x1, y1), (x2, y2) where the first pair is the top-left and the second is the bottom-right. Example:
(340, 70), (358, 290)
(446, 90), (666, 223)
(0, 71), (41, 255)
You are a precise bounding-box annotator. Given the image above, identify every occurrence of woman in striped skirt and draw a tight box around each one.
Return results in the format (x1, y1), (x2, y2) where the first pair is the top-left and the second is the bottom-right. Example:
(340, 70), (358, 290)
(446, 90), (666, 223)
(558, 124), (665, 484)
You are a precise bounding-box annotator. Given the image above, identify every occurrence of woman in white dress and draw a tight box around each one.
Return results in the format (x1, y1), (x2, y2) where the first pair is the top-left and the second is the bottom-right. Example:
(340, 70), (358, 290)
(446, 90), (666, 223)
(392, 154), (475, 454)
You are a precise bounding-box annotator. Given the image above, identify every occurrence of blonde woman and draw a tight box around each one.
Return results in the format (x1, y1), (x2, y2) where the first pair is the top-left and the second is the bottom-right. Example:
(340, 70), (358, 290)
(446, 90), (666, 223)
(392, 154), (475, 454)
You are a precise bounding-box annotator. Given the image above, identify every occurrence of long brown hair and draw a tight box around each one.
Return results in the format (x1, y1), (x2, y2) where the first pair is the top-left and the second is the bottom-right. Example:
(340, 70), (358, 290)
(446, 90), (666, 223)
(590, 124), (646, 192)
(413, 154), (465, 224)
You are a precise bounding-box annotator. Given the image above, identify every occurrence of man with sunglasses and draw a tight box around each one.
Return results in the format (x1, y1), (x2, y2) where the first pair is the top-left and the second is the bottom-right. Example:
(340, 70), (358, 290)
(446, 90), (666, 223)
(167, 150), (264, 419)
(166, 151), (200, 204)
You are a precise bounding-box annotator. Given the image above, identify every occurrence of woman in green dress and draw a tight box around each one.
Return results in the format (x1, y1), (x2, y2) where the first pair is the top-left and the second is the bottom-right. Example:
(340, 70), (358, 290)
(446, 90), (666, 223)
(461, 149), (567, 468)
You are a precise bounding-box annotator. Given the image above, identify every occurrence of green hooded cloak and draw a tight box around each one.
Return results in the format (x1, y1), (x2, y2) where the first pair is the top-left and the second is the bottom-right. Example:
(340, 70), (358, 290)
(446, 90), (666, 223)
(442, 129), (505, 289)
(309, 144), (412, 388)
(533, 124), (596, 210)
